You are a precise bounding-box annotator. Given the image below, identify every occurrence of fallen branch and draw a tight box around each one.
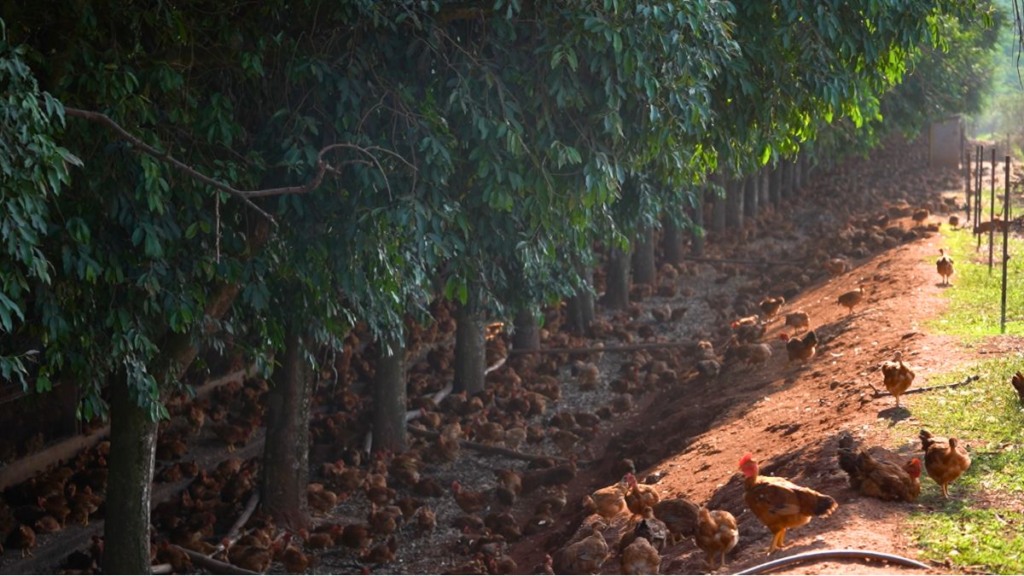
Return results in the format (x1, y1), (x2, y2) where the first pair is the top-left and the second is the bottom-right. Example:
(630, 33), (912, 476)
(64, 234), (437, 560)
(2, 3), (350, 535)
(211, 490), (261, 558)
(407, 425), (568, 464)
(679, 255), (808, 267)
(868, 374), (980, 397)
(176, 545), (258, 575)
(510, 341), (692, 356)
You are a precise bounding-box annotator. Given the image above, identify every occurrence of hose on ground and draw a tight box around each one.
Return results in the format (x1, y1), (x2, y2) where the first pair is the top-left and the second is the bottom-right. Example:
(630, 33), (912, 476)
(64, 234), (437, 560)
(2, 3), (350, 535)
(735, 549), (933, 575)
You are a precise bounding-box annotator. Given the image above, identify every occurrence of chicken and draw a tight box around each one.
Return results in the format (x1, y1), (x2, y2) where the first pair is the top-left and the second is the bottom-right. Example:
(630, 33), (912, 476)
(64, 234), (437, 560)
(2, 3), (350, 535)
(836, 433), (922, 502)
(1012, 371), (1024, 404)
(628, 506), (670, 551)
(307, 483), (340, 514)
(735, 342), (773, 368)
(451, 480), (489, 514)
(493, 467), (524, 506)
(759, 296), (785, 322)
(7, 523), (35, 557)
(920, 429), (972, 498)
(912, 207), (930, 226)
(339, 523), (373, 551)
(880, 352), (915, 407)
(779, 331), (817, 365)
(731, 316), (766, 344)
(948, 214), (960, 230)
(155, 540), (194, 573)
(936, 249), (954, 286)
(414, 505), (437, 534)
(652, 497), (699, 544)
(584, 478), (626, 520)
(738, 453), (838, 554)
(824, 257), (851, 276)
(837, 285), (865, 314)
(784, 310), (810, 333)
(227, 541), (273, 573)
(552, 523), (610, 575)
(695, 506), (739, 570)
(623, 473), (660, 516)
(620, 536), (660, 575)
(278, 532), (309, 569)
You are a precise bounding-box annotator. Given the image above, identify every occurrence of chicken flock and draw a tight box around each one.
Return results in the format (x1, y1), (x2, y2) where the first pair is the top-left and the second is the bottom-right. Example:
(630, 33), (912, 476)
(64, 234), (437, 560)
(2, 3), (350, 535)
(0, 137), (997, 575)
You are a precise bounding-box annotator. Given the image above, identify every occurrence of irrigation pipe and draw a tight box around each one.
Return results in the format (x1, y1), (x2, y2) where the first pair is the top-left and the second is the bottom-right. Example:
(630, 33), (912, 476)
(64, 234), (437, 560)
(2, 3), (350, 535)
(735, 549), (932, 575)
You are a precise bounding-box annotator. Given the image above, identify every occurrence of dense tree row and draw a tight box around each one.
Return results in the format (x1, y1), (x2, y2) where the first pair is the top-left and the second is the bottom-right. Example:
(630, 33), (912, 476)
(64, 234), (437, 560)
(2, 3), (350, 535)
(0, 1), (999, 572)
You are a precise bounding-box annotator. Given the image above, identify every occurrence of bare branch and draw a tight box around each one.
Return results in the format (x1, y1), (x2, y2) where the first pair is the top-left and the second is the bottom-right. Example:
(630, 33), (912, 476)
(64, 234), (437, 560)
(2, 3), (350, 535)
(62, 107), (414, 219)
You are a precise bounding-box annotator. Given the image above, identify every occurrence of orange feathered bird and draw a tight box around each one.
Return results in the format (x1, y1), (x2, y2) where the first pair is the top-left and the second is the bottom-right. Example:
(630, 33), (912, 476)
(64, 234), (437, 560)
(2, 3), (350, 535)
(738, 453), (837, 554)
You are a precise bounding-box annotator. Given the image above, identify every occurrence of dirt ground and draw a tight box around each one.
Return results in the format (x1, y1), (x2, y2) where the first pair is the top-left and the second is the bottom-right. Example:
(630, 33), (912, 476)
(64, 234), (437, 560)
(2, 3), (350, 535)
(503, 138), (1017, 575)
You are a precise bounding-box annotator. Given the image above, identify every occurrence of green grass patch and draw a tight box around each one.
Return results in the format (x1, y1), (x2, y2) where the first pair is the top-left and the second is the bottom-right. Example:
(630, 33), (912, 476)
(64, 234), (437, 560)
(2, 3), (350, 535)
(896, 355), (1024, 573)
(927, 227), (1024, 339)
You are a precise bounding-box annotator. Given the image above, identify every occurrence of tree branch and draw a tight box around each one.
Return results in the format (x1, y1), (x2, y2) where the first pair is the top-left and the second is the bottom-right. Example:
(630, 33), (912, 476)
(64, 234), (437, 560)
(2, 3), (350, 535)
(62, 107), (413, 220)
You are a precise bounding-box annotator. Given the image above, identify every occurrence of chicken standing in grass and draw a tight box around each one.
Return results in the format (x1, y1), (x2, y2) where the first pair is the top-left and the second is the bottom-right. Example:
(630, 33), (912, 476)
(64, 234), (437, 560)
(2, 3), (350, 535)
(919, 430), (972, 498)
(880, 352), (915, 408)
(936, 249), (954, 286)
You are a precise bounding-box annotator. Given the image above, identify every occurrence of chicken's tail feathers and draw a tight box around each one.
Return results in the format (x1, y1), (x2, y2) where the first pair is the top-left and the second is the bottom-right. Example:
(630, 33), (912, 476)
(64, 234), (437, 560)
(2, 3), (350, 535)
(814, 494), (839, 517)
(836, 431), (856, 451)
(836, 447), (860, 479)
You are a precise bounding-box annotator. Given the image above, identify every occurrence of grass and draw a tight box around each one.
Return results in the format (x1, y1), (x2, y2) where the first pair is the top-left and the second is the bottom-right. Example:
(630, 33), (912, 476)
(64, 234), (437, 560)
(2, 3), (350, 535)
(927, 225), (1024, 339)
(901, 225), (1024, 573)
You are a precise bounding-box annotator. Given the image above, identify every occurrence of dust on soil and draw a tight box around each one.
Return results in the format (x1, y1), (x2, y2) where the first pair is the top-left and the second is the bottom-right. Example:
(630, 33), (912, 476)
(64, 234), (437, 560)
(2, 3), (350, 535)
(505, 137), (1016, 576)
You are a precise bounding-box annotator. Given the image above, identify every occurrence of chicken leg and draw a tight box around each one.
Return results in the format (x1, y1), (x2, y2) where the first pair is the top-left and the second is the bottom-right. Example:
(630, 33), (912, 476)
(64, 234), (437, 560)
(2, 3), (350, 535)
(768, 528), (788, 554)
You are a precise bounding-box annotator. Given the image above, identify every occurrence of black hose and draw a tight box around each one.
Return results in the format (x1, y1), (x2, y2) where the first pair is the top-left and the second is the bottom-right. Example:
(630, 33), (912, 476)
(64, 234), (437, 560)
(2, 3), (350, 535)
(735, 548), (933, 575)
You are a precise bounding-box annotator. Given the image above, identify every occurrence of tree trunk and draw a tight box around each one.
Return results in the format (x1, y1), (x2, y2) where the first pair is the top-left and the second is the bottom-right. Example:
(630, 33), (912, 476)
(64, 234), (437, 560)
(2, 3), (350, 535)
(725, 177), (743, 229)
(769, 163), (782, 206)
(603, 246), (630, 310)
(261, 323), (313, 531)
(631, 225), (656, 286)
(453, 288), (486, 394)
(371, 335), (407, 454)
(102, 278), (244, 575)
(782, 160), (794, 198)
(691, 191), (706, 257)
(743, 175), (758, 220)
(710, 174), (726, 233)
(759, 168), (770, 207)
(103, 377), (158, 575)
(512, 308), (541, 350)
(565, 267), (595, 336)
(660, 213), (684, 266)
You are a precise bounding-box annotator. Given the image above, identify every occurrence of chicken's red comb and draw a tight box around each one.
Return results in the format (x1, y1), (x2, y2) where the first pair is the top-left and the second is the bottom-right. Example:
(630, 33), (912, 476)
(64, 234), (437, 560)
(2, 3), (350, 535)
(738, 453), (754, 466)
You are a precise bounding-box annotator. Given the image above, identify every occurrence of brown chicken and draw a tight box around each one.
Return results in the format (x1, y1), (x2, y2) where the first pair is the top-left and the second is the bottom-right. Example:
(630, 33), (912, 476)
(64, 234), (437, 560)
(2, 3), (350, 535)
(451, 480), (489, 513)
(780, 331), (817, 365)
(824, 257), (851, 276)
(620, 536), (660, 575)
(759, 296), (786, 322)
(837, 285), (865, 314)
(276, 532), (311, 569)
(307, 483), (340, 514)
(784, 310), (810, 333)
(1012, 371), (1024, 404)
(584, 478), (626, 520)
(7, 523), (35, 557)
(552, 523), (610, 575)
(695, 506), (739, 570)
(836, 433), (922, 502)
(936, 249), (954, 286)
(652, 496), (699, 544)
(623, 473), (660, 516)
(738, 453), (838, 554)
(920, 430), (972, 498)
(880, 352), (915, 407)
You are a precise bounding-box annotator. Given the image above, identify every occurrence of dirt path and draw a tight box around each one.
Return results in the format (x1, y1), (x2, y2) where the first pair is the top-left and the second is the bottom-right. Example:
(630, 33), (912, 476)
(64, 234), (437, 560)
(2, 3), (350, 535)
(507, 137), (1003, 575)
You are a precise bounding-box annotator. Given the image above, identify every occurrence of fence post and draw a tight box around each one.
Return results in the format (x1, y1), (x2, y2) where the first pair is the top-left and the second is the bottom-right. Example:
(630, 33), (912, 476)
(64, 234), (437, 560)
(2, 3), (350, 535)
(1001, 155), (1011, 334)
(990, 148), (996, 273)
